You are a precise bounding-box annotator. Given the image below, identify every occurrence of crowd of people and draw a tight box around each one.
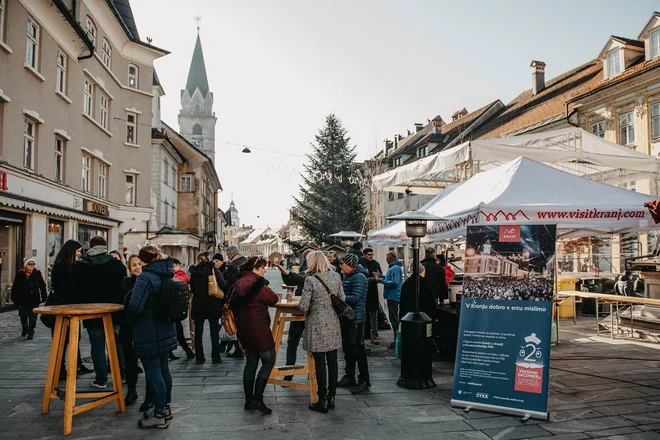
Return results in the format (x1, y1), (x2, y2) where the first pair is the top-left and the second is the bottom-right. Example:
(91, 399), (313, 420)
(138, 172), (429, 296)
(462, 276), (554, 301)
(8, 239), (458, 426)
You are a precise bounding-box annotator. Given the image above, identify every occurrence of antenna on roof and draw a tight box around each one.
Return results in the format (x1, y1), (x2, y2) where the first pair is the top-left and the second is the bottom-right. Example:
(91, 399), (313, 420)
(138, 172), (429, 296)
(194, 15), (202, 33)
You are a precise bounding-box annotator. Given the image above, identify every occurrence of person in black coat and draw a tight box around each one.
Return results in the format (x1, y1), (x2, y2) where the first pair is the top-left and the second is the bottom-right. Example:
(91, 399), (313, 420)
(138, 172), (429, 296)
(70, 236), (127, 389)
(11, 256), (47, 339)
(276, 249), (312, 376)
(362, 248), (383, 344)
(190, 252), (228, 364)
(48, 240), (92, 376)
(421, 247), (448, 302)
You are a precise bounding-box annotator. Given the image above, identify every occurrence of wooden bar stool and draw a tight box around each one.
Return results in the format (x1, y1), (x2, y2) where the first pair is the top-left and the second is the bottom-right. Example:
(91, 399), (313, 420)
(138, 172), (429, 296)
(34, 303), (126, 436)
(268, 300), (318, 404)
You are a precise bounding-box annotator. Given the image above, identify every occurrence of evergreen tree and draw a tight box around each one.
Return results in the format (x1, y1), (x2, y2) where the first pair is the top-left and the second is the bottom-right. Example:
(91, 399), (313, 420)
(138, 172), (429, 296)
(292, 114), (365, 245)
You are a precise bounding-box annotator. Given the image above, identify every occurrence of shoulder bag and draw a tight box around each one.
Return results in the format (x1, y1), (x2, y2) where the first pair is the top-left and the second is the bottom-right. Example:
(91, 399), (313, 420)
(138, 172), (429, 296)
(208, 270), (224, 299)
(221, 286), (238, 335)
(314, 274), (355, 321)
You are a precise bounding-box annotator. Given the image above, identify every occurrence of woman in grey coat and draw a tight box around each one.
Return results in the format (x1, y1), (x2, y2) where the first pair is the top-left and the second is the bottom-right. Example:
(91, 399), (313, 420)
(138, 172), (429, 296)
(298, 251), (345, 413)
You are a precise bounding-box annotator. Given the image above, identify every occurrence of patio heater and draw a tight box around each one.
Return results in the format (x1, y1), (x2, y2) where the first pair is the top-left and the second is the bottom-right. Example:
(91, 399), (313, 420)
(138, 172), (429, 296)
(328, 231), (365, 251)
(387, 211), (445, 390)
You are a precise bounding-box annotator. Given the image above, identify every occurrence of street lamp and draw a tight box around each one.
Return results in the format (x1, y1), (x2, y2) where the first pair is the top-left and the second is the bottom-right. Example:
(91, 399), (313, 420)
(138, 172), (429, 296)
(328, 231), (365, 249)
(386, 211), (445, 390)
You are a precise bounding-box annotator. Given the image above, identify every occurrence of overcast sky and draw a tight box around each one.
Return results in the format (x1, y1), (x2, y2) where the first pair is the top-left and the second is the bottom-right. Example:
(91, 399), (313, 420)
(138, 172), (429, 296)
(130, 0), (658, 229)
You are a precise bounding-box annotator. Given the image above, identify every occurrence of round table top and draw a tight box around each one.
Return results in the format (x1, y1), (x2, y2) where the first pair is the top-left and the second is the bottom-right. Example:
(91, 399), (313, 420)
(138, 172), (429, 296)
(275, 300), (302, 308)
(33, 303), (124, 315)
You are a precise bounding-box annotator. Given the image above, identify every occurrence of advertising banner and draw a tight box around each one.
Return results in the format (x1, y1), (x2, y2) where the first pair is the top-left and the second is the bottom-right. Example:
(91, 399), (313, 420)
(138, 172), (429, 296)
(451, 225), (556, 420)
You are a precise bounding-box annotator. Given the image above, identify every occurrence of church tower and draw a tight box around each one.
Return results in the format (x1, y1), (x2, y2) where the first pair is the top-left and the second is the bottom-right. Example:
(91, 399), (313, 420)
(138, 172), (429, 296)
(228, 199), (240, 227)
(179, 25), (217, 163)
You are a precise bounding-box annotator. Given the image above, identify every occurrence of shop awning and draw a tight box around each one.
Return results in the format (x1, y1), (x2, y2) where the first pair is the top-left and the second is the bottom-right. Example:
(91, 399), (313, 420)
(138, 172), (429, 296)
(0, 194), (120, 227)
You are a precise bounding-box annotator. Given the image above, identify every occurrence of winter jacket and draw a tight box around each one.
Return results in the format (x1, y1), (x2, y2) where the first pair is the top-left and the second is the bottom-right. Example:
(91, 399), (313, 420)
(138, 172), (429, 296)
(174, 269), (190, 284)
(50, 262), (76, 303)
(364, 258), (383, 310)
(343, 265), (368, 324)
(225, 254), (248, 287)
(117, 275), (137, 328)
(399, 276), (437, 320)
(70, 251), (126, 328)
(126, 258), (177, 359)
(382, 260), (403, 302)
(298, 271), (345, 352)
(281, 261), (307, 296)
(190, 262), (227, 320)
(232, 271), (278, 353)
(443, 265), (455, 285)
(421, 257), (448, 301)
(11, 269), (47, 307)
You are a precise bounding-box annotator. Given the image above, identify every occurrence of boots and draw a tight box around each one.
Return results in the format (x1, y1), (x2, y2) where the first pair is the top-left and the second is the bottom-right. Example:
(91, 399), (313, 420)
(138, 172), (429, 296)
(249, 377), (272, 414)
(243, 380), (254, 410)
(309, 395), (328, 413)
(327, 393), (336, 410)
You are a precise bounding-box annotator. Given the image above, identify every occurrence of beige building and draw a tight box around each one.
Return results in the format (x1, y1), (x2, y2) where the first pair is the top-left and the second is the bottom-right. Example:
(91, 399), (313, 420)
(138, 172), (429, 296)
(566, 12), (660, 270)
(0, 0), (167, 299)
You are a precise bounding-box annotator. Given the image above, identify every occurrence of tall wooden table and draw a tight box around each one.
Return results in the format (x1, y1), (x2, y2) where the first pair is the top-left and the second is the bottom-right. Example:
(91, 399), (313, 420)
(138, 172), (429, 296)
(268, 300), (318, 404)
(34, 303), (126, 436)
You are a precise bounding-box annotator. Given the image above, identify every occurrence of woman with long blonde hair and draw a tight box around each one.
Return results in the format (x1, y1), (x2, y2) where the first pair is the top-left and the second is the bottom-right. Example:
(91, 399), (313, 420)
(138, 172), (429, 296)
(298, 251), (345, 412)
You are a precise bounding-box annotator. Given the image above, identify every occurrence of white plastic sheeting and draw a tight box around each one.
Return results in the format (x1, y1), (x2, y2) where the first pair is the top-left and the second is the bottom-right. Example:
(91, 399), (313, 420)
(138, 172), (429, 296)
(372, 127), (660, 194)
(366, 157), (656, 244)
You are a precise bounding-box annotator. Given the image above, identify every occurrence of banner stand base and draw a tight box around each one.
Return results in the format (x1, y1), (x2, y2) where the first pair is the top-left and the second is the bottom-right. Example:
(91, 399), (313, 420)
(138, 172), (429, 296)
(451, 399), (549, 421)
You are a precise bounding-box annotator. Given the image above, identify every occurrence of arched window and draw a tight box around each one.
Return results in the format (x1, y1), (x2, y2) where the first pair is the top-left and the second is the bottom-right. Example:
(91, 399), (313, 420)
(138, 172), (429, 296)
(85, 16), (96, 47)
(194, 104), (200, 115)
(101, 38), (111, 68)
(192, 124), (202, 135)
(128, 64), (138, 89)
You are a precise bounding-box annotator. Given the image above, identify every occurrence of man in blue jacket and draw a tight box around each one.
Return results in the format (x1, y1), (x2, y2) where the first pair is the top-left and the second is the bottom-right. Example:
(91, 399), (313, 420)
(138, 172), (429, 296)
(378, 252), (403, 349)
(337, 252), (371, 394)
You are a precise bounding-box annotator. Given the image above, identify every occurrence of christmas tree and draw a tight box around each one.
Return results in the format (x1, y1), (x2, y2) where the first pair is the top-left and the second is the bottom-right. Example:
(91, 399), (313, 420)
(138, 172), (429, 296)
(292, 114), (365, 245)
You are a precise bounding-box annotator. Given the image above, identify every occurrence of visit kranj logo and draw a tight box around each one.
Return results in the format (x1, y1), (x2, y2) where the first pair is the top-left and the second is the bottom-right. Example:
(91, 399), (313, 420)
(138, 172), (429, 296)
(514, 333), (544, 394)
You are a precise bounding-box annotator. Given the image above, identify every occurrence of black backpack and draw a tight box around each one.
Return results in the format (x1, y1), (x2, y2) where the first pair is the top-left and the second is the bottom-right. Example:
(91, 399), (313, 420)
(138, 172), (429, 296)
(152, 276), (189, 323)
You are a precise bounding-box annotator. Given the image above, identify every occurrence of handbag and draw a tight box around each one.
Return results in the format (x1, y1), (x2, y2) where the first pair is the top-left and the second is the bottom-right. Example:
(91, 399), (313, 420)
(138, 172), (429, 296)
(314, 275), (355, 321)
(208, 271), (224, 299)
(222, 287), (238, 336)
(219, 322), (238, 341)
(40, 288), (66, 328)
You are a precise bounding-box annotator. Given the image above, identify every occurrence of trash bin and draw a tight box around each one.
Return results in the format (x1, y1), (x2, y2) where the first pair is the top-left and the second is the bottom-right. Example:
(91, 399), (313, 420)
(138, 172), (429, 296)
(578, 278), (602, 316)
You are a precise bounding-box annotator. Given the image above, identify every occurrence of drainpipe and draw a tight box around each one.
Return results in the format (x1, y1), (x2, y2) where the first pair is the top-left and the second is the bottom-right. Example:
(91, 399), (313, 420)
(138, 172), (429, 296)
(565, 102), (580, 128)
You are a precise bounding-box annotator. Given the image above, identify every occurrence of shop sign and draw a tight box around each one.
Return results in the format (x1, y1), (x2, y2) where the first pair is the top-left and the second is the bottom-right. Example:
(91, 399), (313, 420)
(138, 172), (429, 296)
(0, 171), (8, 190)
(83, 199), (109, 217)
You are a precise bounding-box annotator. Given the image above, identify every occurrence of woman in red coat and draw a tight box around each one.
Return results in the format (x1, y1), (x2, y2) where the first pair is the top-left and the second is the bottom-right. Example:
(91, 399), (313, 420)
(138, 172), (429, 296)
(232, 257), (278, 415)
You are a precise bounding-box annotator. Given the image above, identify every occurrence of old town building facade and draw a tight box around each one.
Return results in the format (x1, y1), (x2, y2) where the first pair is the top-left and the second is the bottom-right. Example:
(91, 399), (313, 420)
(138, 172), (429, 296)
(0, 0), (167, 301)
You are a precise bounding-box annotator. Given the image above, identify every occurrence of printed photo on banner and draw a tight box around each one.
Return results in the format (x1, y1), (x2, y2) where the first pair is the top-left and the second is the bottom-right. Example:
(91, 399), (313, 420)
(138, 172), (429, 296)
(462, 225), (557, 302)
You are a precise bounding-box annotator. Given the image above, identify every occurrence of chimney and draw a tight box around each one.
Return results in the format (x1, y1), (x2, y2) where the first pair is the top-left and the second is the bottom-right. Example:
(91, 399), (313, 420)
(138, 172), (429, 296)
(393, 135), (399, 148)
(414, 123), (424, 132)
(531, 60), (546, 96)
(384, 139), (394, 154)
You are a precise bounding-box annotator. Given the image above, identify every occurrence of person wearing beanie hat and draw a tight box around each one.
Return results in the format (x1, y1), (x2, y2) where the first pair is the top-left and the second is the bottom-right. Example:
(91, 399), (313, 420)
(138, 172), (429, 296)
(341, 253), (359, 269)
(70, 236), (127, 389)
(11, 257), (47, 339)
(338, 252), (371, 394)
(212, 253), (224, 271)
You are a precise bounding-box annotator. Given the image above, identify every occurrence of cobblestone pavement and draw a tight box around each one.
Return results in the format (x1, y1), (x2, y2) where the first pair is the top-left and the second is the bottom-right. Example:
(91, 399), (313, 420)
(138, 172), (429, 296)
(1, 273), (660, 439)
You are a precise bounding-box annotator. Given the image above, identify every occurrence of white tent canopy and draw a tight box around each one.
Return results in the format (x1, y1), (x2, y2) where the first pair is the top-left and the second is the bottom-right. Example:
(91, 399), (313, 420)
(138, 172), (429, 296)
(373, 127), (660, 194)
(366, 157), (657, 245)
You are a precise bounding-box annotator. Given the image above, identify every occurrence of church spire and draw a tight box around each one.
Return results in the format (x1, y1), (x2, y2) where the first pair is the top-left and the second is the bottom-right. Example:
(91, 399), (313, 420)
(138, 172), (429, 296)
(185, 29), (209, 98)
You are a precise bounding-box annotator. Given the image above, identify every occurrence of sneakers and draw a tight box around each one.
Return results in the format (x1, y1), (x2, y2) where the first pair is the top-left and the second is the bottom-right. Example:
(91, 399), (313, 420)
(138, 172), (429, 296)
(227, 350), (244, 358)
(164, 404), (173, 421)
(90, 380), (107, 389)
(351, 382), (370, 394)
(139, 400), (154, 413)
(337, 376), (356, 388)
(138, 410), (169, 429)
(371, 337), (380, 345)
(77, 364), (93, 375)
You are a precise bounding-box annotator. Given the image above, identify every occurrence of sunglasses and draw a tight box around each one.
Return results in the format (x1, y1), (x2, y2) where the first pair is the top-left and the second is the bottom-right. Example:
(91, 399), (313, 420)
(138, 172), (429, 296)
(26, 262), (35, 266)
